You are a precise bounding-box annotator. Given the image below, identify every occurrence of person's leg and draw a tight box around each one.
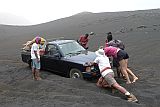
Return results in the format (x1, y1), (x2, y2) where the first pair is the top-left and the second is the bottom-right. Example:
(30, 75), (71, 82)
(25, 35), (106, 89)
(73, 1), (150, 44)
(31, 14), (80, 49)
(35, 60), (41, 80)
(116, 67), (120, 77)
(104, 73), (138, 102)
(32, 67), (36, 80)
(126, 68), (138, 83)
(32, 59), (37, 80)
(113, 58), (121, 78)
(112, 83), (138, 102)
(112, 82), (128, 94)
(125, 59), (138, 83)
(35, 69), (41, 80)
(104, 72), (128, 94)
(119, 59), (131, 84)
(118, 66), (127, 80)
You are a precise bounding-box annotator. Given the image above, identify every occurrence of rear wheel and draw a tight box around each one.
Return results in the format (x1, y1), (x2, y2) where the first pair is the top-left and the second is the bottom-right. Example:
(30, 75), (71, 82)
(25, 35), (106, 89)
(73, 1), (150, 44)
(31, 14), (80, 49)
(69, 69), (83, 79)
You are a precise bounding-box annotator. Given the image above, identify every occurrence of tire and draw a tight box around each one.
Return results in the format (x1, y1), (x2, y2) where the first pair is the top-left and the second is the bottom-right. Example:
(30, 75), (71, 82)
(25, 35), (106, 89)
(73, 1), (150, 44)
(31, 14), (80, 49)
(69, 69), (83, 79)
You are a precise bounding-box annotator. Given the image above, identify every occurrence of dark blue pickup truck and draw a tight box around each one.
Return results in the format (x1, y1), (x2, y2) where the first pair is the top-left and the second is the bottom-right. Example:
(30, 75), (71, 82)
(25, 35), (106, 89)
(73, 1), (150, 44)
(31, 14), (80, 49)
(21, 39), (100, 79)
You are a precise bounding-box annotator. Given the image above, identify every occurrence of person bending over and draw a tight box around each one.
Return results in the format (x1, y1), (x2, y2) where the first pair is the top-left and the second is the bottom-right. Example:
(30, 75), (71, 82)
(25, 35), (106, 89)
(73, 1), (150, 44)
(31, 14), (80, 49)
(104, 46), (138, 84)
(90, 48), (138, 102)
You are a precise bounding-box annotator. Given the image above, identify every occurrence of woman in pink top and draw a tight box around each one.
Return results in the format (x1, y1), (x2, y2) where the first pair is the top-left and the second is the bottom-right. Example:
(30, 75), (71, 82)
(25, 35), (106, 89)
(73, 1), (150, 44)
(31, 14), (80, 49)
(104, 46), (138, 84)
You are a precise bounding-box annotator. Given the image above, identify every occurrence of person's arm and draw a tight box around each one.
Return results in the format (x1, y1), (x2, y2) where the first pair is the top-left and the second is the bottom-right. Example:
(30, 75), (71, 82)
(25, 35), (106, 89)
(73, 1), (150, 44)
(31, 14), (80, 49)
(33, 45), (40, 62)
(90, 62), (96, 66)
(92, 57), (99, 65)
(84, 61), (95, 66)
(34, 51), (39, 59)
(78, 36), (82, 42)
(85, 57), (98, 66)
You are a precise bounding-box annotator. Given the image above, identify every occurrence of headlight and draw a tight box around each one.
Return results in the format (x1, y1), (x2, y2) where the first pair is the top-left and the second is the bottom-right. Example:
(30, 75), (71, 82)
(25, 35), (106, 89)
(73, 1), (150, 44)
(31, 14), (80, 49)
(84, 62), (95, 72)
(85, 66), (95, 72)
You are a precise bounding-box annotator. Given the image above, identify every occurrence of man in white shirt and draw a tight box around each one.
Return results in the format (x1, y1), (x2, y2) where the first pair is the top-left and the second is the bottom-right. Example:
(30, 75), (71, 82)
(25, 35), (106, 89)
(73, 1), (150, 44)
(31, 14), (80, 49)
(92, 48), (138, 102)
(31, 36), (42, 80)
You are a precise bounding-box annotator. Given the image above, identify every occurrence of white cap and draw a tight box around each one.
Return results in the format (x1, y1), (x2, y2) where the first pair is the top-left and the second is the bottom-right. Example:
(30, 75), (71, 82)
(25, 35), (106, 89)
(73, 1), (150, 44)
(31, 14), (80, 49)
(95, 49), (105, 56)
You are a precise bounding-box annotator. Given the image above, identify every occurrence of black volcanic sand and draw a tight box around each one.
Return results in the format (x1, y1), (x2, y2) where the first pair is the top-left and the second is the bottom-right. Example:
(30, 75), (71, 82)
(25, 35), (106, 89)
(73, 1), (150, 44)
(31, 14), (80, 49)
(0, 9), (160, 107)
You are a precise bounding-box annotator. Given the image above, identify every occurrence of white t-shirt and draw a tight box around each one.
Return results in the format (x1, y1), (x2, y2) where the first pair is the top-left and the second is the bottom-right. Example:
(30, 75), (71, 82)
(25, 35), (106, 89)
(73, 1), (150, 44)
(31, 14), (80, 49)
(94, 55), (113, 77)
(31, 43), (40, 59)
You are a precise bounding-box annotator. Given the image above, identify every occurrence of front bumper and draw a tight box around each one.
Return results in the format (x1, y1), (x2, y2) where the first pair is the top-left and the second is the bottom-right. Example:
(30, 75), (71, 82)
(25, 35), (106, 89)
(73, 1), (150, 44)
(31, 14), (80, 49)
(82, 66), (100, 78)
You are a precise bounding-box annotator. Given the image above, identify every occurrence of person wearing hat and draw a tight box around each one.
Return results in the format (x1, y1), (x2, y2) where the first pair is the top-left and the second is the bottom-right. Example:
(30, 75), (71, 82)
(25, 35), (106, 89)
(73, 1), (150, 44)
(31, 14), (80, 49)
(90, 48), (138, 102)
(31, 36), (42, 80)
(104, 46), (138, 84)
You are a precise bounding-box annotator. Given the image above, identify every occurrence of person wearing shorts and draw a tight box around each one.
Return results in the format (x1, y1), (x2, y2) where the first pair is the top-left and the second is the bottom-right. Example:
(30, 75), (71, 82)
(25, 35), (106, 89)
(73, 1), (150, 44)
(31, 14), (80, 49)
(31, 36), (42, 80)
(103, 72), (117, 86)
(104, 46), (138, 84)
(117, 50), (129, 61)
(32, 59), (40, 70)
(91, 48), (138, 102)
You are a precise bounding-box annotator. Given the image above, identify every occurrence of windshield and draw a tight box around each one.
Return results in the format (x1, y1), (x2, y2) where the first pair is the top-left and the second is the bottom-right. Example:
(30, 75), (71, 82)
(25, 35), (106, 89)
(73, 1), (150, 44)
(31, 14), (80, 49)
(59, 41), (85, 56)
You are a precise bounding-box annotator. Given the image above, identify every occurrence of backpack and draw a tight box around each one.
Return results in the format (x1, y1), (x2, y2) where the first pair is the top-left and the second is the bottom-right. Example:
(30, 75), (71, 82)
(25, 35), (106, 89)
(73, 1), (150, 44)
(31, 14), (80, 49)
(108, 39), (125, 50)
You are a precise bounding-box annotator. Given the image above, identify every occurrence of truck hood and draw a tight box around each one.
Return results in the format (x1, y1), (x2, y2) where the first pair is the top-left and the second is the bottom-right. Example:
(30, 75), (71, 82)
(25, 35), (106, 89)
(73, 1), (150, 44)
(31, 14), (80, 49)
(64, 51), (96, 65)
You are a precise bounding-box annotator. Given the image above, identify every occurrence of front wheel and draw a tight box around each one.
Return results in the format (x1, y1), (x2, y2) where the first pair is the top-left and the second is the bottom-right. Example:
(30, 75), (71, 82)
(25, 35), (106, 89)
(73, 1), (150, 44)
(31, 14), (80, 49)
(69, 69), (83, 79)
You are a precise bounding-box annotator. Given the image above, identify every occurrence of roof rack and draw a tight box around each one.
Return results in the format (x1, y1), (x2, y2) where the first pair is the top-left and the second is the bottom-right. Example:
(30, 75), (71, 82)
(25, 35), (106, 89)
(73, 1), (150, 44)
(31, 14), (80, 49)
(47, 37), (64, 42)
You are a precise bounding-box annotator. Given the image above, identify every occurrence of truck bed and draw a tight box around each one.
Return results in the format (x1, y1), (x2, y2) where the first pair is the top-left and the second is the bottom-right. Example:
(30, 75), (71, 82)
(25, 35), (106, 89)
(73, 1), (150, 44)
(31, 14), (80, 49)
(21, 50), (31, 65)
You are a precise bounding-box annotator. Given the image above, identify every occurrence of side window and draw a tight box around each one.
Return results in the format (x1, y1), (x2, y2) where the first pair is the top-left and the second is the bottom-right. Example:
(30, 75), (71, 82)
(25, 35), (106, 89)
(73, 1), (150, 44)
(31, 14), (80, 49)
(47, 45), (59, 56)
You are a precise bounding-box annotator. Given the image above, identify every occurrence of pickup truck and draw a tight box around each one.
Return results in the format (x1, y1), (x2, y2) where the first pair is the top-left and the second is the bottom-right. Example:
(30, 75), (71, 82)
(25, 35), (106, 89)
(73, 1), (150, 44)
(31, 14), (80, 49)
(21, 39), (100, 79)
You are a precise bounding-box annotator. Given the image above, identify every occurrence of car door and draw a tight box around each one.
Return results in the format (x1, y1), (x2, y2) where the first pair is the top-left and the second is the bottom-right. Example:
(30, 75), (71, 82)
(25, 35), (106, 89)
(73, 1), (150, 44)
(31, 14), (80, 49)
(41, 44), (63, 73)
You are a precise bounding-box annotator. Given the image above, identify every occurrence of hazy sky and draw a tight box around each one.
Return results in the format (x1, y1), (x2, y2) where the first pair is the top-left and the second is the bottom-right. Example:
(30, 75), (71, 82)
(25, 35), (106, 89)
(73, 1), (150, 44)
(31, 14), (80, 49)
(0, 0), (159, 25)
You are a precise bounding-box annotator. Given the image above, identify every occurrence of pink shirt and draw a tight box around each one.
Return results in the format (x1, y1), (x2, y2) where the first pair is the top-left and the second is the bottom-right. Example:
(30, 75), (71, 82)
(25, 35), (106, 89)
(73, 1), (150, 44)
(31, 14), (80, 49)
(104, 46), (120, 58)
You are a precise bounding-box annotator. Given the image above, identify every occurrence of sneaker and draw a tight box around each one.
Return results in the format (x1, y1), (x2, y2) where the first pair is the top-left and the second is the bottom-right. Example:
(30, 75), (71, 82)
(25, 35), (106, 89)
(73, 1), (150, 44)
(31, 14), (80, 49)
(127, 94), (138, 103)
